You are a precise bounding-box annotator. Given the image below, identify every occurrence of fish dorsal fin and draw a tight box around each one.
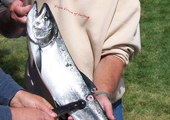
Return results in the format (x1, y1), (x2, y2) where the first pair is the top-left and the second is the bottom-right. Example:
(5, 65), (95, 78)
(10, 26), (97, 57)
(79, 71), (98, 92)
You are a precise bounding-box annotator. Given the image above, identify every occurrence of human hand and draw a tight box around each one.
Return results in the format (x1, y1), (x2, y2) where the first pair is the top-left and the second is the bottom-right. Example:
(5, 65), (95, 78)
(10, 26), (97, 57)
(67, 116), (74, 120)
(10, 0), (31, 26)
(10, 90), (57, 118)
(66, 94), (115, 120)
(10, 107), (58, 120)
(95, 94), (115, 120)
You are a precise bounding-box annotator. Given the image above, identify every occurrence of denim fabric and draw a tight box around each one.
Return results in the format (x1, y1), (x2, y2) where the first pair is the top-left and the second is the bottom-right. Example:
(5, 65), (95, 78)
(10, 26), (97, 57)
(0, 68), (23, 105)
(113, 99), (123, 120)
(0, 105), (12, 120)
(0, 68), (23, 120)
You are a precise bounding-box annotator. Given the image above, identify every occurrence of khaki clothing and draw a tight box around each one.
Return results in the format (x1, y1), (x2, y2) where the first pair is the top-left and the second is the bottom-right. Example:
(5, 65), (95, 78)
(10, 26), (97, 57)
(24, 0), (141, 104)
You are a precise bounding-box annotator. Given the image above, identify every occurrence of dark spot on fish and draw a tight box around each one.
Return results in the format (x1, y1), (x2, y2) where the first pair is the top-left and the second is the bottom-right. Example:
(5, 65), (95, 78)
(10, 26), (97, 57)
(65, 63), (72, 67)
(66, 63), (69, 67)
(97, 109), (101, 114)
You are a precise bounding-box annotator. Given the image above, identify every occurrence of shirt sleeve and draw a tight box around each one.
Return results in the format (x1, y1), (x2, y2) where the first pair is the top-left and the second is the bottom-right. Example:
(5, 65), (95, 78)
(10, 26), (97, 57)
(1, 0), (13, 7)
(0, 105), (12, 120)
(102, 0), (141, 65)
(0, 68), (24, 105)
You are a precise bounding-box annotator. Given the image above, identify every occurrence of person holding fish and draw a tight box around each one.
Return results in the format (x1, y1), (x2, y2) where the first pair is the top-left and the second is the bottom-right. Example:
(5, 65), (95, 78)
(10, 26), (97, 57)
(24, 0), (141, 119)
(1, 0), (141, 119)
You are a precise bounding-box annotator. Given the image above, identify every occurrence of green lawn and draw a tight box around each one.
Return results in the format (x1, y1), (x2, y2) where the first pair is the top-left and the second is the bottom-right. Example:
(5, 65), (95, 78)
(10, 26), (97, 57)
(0, 0), (170, 119)
(122, 0), (170, 119)
(0, 36), (28, 87)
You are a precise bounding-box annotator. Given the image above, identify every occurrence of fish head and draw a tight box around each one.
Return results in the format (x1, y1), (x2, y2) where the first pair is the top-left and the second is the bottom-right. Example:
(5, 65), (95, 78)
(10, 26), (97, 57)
(32, 3), (53, 44)
(27, 2), (58, 46)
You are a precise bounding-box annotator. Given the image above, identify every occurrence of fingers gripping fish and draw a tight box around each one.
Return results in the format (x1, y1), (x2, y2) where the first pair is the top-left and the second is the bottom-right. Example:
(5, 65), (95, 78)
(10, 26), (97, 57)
(27, 1), (108, 120)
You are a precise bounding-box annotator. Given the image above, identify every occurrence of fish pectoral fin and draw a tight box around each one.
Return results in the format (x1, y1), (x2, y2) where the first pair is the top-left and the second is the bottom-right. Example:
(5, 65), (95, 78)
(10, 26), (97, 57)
(79, 71), (98, 92)
(35, 47), (41, 72)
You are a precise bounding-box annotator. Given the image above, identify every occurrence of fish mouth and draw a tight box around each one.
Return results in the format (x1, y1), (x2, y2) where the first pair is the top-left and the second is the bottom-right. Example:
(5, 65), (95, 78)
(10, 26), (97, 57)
(27, 1), (55, 46)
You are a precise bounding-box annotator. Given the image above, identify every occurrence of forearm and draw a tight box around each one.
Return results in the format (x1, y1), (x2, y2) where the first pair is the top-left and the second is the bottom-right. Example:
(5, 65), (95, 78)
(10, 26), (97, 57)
(93, 55), (124, 96)
(0, 68), (24, 105)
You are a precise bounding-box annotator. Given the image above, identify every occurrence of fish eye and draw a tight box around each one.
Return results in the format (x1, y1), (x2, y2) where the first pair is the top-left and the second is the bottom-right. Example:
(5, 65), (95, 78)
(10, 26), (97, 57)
(44, 16), (48, 20)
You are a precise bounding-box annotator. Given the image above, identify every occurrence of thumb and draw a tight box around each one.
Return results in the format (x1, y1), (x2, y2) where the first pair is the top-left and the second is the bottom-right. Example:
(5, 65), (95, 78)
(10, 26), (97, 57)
(14, 5), (32, 16)
(13, 5), (31, 24)
(102, 99), (115, 120)
(103, 104), (115, 120)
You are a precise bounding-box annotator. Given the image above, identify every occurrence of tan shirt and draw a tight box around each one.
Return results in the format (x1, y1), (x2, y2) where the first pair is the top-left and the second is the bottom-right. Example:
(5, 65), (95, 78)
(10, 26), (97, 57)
(25, 0), (141, 103)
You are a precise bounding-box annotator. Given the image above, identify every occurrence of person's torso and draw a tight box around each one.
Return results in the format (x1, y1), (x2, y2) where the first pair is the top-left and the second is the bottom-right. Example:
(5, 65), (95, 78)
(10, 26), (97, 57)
(28, 0), (119, 80)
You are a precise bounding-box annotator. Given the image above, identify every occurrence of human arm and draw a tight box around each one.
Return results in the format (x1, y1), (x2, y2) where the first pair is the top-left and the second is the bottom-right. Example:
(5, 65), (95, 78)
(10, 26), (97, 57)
(0, 67), (22, 119)
(0, 105), (57, 120)
(10, 90), (57, 120)
(66, 56), (124, 120)
(9, 90), (58, 120)
(92, 0), (141, 119)
(0, 68), (57, 120)
(93, 55), (124, 120)
(0, 0), (31, 38)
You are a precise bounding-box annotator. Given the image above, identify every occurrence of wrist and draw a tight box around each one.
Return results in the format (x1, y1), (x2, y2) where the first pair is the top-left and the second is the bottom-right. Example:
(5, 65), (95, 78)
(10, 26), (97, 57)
(10, 90), (25, 107)
(94, 91), (111, 101)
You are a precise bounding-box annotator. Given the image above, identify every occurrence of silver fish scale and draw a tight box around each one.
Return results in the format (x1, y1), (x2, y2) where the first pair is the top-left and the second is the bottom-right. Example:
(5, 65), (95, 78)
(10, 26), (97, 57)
(40, 37), (86, 104)
(27, 1), (108, 120)
(56, 34), (76, 73)
(40, 40), (106, 120)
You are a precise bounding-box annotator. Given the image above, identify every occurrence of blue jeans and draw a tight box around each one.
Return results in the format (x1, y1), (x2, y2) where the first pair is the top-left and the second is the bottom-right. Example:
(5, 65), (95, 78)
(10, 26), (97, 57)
(113, 99), (123, 120)
(59, 99), (123, 120)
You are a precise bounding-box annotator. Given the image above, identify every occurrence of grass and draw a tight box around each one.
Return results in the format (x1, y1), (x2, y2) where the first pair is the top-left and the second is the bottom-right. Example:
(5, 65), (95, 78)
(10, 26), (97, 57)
(122, 0), (170, 119)
(0, 0), (170, 119)
(0, 36), (28, 88)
